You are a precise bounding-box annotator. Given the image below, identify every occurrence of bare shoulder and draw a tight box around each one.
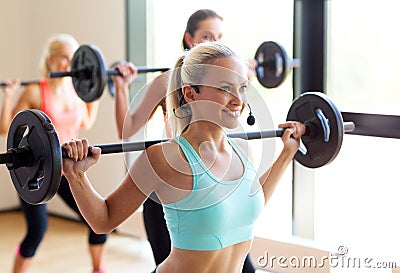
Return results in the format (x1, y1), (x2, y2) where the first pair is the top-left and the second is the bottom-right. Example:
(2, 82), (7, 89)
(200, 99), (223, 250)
(157, 70), (170, 84)
(149, 71), (169, 88)
(24, 83), (41, 96)
(17, 84), (41, 109)
(128, 139), (190, 198)
(130, 140), (183, 177)
(141, 71), (170, 103)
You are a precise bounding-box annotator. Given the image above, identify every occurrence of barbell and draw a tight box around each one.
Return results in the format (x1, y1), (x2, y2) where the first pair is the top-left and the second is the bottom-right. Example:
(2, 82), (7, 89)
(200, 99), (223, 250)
(0, 92), (354, 205)
(48, 41), (299, 102)
(0, 81), (40, 87)
(0, 62), (169, 96)
(48, 44), (169, 102)
(1, 41), (298, 101)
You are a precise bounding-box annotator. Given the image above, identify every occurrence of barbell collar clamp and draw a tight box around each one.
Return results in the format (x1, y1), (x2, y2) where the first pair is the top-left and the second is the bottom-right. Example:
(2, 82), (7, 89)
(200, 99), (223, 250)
(344, 121), (355, 133)
(256, 58), (301, 73)
(291, 58), (301, 68)
(0, 146), (32, 170)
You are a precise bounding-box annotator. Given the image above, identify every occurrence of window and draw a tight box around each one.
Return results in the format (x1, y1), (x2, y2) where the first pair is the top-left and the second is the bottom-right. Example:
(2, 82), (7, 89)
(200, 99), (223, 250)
(313, 0), (400, 261)
(326, 0), (400, 115)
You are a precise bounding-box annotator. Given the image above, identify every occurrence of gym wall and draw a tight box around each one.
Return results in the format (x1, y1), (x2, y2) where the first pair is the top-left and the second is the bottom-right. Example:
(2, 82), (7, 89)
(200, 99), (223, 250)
(0, 0), (127, 220)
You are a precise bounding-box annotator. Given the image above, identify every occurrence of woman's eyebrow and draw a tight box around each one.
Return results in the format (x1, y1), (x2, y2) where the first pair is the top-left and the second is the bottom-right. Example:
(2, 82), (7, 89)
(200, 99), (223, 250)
(217, 80), (249, 85)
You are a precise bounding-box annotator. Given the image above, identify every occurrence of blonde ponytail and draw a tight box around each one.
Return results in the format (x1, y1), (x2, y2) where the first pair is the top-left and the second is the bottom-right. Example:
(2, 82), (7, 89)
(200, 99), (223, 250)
(166, 42), (237, 137)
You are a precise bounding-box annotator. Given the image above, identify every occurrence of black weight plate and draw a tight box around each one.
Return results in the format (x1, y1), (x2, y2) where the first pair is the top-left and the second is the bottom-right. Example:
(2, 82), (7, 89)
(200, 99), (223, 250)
(71, 45), (107, 102)
(7, 110), (62, 204)
(254, 41), (289, 89)
(287, 92), (344, 168)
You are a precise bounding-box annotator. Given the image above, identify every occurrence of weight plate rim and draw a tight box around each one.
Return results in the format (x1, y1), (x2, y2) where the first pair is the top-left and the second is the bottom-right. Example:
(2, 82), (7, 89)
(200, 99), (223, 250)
(71, 45), (107, 102)
(287, 92), (344, 168)
(7, 110), (62, 204)
(254, 41), (289, 89)
(32, 110), (62, 203)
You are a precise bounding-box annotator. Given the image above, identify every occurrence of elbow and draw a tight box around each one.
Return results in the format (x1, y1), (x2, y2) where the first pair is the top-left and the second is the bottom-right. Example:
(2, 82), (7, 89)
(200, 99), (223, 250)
(115, 122), (124, 140)
(91, 218), (116, 234)
(118, 131), (124, 140)
(81, 120), (94, 131)
(93, 200), (117, 234)
(92, 225), (114, 235)
(118, 127), (132, 140)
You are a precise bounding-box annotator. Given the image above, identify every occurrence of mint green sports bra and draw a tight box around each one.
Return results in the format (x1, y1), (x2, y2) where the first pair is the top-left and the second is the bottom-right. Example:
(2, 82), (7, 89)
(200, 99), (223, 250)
(162, 136), (265, 251)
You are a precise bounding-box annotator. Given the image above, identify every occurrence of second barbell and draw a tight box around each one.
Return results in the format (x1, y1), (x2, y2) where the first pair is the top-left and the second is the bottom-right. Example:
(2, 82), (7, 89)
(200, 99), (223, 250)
(49, 41), (299, 102)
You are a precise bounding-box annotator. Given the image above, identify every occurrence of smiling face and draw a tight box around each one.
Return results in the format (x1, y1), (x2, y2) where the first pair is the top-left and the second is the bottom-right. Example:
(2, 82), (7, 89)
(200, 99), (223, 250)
(183, 56), (249, 129)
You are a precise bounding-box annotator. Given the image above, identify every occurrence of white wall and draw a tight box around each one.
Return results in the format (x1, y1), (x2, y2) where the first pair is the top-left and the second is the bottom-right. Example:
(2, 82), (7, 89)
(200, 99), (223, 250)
(0, 0), (128, 217)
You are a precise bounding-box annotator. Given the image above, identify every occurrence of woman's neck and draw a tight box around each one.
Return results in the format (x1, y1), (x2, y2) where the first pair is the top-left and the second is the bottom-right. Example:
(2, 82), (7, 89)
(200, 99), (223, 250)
(181, 121), (228, 147)
(46, 77), (72, 91)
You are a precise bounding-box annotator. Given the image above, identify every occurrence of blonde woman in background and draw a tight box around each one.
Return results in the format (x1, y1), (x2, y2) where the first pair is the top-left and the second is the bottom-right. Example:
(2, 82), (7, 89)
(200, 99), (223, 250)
(0, 33), (106, 273)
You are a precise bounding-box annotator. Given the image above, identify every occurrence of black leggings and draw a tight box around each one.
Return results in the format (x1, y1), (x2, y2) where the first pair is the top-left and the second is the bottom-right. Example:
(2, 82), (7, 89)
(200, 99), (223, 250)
(143, 195), (256, 273)
(18, 176), (108, 258)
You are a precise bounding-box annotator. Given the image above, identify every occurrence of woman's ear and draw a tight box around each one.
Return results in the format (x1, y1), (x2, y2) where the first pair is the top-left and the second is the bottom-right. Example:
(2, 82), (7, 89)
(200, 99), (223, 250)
(182, 85), (198, 102)
(184, 32), (194, 48)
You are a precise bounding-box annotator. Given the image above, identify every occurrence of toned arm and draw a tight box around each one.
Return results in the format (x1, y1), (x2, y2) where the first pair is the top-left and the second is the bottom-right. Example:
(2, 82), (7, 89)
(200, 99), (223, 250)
(115, 72), (169, 139)
(0, 85), (41, 135)
(63, 142), (175, 234)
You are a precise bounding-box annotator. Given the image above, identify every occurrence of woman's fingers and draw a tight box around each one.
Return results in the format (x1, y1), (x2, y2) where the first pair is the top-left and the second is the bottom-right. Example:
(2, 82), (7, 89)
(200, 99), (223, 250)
(114, 62), (138, 79)
(278, 121), (305, 139)
(63, 138), (90, 161)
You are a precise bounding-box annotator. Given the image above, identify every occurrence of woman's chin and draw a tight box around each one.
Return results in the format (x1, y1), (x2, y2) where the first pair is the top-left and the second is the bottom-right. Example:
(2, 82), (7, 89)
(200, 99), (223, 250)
(222, 119), (240, 130)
